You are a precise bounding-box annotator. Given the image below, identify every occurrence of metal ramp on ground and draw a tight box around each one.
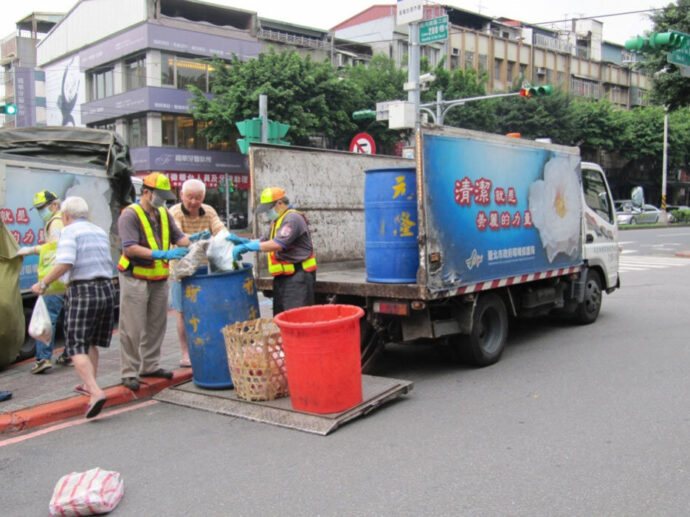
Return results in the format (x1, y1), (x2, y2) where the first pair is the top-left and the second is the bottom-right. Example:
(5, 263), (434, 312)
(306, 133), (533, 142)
(154, 375), (413, 435)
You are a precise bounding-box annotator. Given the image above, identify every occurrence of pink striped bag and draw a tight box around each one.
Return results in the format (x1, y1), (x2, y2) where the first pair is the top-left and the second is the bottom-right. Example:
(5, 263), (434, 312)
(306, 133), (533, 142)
(49, 468), (124, 516)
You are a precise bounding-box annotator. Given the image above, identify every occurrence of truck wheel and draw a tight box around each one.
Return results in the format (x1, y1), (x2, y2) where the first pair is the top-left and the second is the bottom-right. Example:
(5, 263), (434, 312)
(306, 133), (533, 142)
(577, 270), (602, 325)
(466, 293), (508, 366)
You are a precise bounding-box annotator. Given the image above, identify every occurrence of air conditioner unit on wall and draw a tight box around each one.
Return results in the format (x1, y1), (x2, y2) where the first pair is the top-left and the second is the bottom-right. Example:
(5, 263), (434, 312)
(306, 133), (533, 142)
(451, 48), (460, 56)
(536, 67), (547, 75)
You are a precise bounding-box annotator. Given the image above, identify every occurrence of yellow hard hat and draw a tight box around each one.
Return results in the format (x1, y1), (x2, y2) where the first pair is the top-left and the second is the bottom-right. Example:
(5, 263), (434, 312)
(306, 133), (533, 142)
(32, 190), (58, 209)
(256, 187), (286, 214)
(143, 172), (175, 200)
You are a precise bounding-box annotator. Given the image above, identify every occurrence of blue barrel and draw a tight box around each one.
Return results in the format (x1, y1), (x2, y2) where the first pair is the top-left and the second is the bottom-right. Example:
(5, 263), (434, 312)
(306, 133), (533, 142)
(181, 265), (260, 389)
(364, 166), (419, 283)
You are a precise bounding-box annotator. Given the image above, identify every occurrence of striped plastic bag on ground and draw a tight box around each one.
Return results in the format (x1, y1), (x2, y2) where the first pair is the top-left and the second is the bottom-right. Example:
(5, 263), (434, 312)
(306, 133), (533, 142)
(49, 468), (124, 516)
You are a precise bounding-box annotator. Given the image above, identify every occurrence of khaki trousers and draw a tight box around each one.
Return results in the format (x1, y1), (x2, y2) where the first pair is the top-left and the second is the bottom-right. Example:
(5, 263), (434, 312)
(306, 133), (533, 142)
(118, 273), (169, 378)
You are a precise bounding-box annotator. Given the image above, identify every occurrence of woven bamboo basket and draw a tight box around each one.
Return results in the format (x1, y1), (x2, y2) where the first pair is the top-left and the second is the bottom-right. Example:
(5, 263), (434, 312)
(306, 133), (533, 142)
(222, 318), (289, 401)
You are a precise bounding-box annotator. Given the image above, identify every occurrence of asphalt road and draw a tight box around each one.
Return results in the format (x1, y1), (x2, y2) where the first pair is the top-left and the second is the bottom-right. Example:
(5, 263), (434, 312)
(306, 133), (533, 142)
(2, 228), (689, 516)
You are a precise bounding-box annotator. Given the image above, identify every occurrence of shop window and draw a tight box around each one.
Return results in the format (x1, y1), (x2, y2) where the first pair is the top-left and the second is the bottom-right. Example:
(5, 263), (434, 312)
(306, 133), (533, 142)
(88, 67), (114, 101)
(161, 115), (210, 150)
(160, 53), (211, 92)
(162, 114), (176, 146)
(126, 116), (147, 148)
(125, 54), (146, 91)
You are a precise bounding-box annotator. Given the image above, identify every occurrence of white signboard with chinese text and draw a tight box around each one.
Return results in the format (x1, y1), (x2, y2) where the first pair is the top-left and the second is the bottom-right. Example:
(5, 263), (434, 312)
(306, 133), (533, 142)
(397, 0), (425, 26)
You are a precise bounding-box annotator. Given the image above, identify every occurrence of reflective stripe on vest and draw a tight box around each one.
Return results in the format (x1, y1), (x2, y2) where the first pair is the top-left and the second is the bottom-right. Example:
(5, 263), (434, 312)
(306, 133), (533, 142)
(267, 209), (317, 276)
(117, 204), (171, 281)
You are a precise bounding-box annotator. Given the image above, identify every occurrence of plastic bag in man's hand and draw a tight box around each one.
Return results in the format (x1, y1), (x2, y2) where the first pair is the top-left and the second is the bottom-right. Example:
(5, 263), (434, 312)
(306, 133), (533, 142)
(170, 240), (210, 281)
(28, 296), (52, 343)
(207, 229), (238, 272)
(49, 468), (124, 516)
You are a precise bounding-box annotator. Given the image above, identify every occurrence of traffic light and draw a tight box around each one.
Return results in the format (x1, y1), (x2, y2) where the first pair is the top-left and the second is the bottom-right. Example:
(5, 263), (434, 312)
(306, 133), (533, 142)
(235, 117), (262, 154)
(519, 85), (554, 98)
(626, 31), (690, 53)
(625, 35), (650, 53)
(1, 103), (17, 115)
(266, 119), (290, 146)
(649, 31), (687, 50)
(353, 109), (376, 120)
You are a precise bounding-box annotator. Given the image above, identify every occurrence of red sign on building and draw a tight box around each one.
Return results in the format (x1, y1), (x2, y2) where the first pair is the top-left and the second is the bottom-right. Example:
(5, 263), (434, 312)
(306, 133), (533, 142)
(137, 172), (250, 190)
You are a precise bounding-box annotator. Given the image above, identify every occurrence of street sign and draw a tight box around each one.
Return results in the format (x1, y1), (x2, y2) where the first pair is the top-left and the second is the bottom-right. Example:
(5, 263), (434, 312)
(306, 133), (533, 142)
(350, 133), (376, 154)
(419, 16), (448, 45)
(668, 46), (690, 67)
(396, 0), (424, 25)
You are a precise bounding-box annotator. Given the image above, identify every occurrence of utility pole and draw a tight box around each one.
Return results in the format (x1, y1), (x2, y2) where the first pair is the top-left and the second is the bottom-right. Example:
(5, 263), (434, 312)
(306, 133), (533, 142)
(408, 21), (421, 124)
(662, 107), (668, 212)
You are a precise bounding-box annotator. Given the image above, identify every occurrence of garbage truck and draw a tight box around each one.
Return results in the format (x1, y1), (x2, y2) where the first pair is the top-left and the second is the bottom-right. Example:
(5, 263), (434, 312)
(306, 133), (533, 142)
(0, 127), (134, 361)
(248, 125), (620, 370)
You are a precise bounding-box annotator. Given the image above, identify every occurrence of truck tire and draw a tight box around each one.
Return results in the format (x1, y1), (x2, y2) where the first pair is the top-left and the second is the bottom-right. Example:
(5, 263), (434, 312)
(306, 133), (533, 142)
(466, 293), (508, 366)
(576, 269), (602, 325)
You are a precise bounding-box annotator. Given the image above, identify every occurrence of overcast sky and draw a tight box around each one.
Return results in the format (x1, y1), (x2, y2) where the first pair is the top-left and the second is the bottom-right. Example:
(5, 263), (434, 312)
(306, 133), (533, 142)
(0, 0), (669, 47)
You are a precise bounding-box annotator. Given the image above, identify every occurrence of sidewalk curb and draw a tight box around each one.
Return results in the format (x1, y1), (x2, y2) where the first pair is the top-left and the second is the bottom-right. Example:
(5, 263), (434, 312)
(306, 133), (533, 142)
(0, 369), (193, 435)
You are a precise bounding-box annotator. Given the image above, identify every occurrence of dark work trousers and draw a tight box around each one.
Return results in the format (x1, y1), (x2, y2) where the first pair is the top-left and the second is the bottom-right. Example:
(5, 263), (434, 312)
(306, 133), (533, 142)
(272, 267), (316, 316)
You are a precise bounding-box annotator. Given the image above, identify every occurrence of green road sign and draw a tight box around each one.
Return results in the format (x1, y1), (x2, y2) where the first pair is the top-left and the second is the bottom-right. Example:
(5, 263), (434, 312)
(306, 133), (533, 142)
(419, 16), (448, 45)
(669, 46), (690, 67)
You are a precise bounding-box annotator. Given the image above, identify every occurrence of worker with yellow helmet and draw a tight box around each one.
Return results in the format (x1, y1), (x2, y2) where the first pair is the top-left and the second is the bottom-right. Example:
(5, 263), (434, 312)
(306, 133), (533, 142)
(16, 190), (71, 372)
(230, 187), (317, 315)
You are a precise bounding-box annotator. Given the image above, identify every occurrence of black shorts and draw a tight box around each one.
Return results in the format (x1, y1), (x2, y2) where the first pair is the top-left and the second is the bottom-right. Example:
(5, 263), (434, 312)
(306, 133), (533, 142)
(64, 279), (116, 356)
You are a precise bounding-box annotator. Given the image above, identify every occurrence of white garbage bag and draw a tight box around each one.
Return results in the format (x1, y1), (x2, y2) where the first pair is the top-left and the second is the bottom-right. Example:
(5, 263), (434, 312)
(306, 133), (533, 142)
(206, 229), (238, 272)
(28, 296), (52, 344)
(49, 468), (124, 516)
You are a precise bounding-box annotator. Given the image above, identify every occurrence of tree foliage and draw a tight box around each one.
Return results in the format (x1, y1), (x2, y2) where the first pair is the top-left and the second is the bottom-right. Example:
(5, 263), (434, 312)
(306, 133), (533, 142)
(189, 50), (359, 149)
(187, 47), (690, 180)
(647, 0), (690, 109)
(342, 55), (407, 153)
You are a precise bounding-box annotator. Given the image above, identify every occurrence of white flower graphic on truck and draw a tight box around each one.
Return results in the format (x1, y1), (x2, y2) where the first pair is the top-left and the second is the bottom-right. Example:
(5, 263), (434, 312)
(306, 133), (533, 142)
(528, 155), (582, 262)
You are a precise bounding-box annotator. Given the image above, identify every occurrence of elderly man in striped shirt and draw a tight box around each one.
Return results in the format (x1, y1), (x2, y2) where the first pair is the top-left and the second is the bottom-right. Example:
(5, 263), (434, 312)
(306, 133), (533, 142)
(31, 196), (116, 419)
(169, 178), (227, 367)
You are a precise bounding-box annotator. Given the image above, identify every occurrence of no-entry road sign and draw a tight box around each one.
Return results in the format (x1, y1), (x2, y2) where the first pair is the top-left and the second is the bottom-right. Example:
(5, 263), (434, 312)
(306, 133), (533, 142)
(350, 133), (376, 154)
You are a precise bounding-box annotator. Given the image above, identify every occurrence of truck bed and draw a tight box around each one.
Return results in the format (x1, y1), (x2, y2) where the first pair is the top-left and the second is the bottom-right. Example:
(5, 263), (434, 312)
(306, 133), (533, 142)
(257, 260), (423, 299)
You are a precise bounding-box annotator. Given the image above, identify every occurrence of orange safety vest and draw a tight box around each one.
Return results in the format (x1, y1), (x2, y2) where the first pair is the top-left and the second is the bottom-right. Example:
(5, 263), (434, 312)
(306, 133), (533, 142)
(117, 204), (171, 281)
(267, 209), (317, 276)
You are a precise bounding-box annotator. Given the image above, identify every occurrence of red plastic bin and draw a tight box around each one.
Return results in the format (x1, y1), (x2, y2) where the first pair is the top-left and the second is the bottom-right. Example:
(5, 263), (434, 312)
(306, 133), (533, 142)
(274, 304), (364, 414)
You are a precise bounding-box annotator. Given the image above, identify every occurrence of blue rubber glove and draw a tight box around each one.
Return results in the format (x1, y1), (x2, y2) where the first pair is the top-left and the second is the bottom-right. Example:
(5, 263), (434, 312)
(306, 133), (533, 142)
(188, 230), (211, 242)
(232, 240), (260, 261)
(152, 248), (189, 260)
(225, 233), (250, 245)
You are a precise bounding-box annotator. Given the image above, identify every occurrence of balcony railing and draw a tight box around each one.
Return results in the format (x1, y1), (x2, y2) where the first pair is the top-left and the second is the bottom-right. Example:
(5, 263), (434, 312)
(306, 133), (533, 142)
(257, 29), (330, 50)
(533, 33), (571, 54)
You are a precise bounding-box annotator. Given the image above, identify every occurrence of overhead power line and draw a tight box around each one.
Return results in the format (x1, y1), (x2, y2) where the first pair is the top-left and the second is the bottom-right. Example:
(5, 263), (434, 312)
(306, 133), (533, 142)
(532, 8), (665, 26)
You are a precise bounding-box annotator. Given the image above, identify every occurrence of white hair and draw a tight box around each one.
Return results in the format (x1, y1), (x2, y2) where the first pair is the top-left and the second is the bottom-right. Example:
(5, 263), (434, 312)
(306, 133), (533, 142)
(61, 196), (90, 219)
(181, 179), (206, 196)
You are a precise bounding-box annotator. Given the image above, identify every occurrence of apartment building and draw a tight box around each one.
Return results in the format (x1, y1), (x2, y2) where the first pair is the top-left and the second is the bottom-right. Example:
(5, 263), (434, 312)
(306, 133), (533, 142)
(333, 5), (650, 108)
(0, 13), (63, 129)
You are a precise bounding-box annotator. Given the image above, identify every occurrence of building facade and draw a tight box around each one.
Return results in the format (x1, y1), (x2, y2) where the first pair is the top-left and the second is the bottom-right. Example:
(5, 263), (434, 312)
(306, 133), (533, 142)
(1, 13), (63, 129)
(35, 0), (262, 224)
(333, 5), (650, 109)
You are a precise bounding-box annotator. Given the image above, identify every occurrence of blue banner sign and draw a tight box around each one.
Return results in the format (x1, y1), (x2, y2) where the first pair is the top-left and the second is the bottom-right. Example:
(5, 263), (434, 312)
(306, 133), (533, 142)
(423, 134), (583, 288)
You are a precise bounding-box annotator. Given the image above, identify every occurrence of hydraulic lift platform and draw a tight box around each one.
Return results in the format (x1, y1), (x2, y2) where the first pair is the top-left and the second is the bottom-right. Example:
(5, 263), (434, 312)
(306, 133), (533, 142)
(154, 375), (413, 435)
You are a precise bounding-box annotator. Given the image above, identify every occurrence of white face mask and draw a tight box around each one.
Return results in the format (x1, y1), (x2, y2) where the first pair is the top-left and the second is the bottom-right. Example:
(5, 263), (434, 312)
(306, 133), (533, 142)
(151, 192), (165, 208)
(266, 208), (279, 222)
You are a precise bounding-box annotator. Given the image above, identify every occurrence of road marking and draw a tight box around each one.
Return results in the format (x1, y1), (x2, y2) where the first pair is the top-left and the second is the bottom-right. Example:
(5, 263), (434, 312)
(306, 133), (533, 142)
(0, 400), (158, 448)
(619, 255), (690, 273)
